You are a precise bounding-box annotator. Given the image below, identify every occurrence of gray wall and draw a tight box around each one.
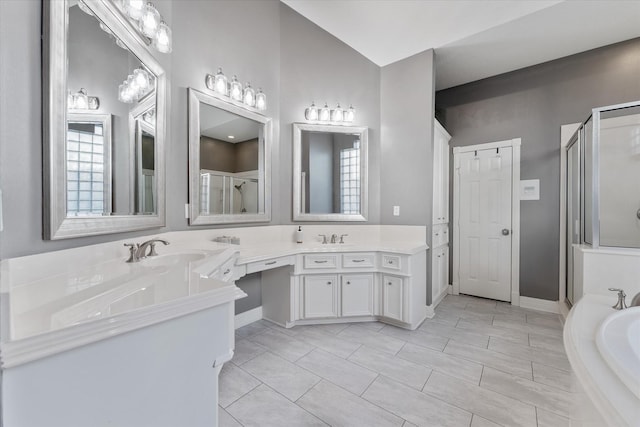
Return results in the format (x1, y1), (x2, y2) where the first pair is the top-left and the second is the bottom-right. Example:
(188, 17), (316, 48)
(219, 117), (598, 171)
(380, 50), (436, 304)
(0, 1), (382, 259)
(436, 38), (640, 301)
(200, 137), (258, 173)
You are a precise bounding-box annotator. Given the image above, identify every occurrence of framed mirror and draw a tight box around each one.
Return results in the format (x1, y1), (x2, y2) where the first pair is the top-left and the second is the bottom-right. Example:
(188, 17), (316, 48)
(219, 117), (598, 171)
(43, 0), (166, 239)
(293, 123), (368, 222)
(188, 88), (271, 225)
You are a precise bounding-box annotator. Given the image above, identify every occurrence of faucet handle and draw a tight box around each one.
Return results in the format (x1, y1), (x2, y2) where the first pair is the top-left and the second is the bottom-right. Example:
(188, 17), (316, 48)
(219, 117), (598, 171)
(339, 234), (348, 244)
(318, 234), (328, 244)
(124, 243), (138, 263)
(609, 288), (628, 310)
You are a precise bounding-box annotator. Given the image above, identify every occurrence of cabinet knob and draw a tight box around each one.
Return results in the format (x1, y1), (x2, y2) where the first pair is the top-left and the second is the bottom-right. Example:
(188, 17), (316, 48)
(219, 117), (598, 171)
(387, 282), (392, 286)
(327, 281), (332, 285)
(346, 281), (351, 285)
(435, 233), (439, 236)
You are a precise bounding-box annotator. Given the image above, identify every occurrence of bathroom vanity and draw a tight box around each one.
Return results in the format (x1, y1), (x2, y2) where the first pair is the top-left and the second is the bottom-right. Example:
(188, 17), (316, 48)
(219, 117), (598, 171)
(0, 225), (430, 426)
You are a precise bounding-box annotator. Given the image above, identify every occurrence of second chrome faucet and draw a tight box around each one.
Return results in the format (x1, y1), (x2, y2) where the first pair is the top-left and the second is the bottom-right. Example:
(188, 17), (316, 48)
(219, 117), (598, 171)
(124, 239), (170, 263)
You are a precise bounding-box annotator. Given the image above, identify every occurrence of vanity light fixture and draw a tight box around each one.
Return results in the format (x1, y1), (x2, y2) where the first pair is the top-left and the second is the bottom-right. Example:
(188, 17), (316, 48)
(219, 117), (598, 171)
(118, 67), (153, 103)
(243, 82), (256, 107)
(304, 101), (355, 125)
(68, 88), (100, 110)
(77, 1), (94, 16)
(204, 69), (268, 114)
(118, 0), (172, 53)
(142, 108), (155, 125)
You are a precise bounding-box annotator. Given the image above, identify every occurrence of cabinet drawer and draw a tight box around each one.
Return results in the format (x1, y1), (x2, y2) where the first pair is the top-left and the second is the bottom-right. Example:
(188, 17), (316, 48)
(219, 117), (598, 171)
(381, 254), (401, 270)
(303, 254), (338, 269)
(342, 253), (375, 268)
(246, 255), (295, 274)
(211, 258), (236, 282)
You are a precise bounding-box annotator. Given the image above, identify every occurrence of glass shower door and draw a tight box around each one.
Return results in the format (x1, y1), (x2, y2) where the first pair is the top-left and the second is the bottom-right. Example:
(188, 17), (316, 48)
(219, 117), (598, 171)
(567, 132), (581, 305)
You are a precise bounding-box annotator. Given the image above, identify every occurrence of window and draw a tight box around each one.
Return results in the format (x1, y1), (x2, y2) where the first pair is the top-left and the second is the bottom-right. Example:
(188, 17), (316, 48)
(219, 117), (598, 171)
(66, 121), (108, 216)
(340, 142), (360, 214)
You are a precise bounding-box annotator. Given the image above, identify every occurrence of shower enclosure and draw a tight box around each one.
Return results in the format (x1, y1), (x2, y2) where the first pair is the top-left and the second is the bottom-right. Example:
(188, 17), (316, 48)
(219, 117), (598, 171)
(566, 101), (640, 305)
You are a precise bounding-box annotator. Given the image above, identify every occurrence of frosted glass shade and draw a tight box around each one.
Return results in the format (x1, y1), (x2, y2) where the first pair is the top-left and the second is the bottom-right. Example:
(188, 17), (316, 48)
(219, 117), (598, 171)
(256, 89), (267, 111)
(243, 83), (256, 107)
(153, 21), (172, 53)
(230, 76), (243, 102)
(139, 3), (161, 38)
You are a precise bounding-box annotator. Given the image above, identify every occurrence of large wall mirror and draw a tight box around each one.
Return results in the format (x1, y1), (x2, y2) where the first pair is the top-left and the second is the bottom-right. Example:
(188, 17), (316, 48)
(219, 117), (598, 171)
(293, 123), (368, 221)
(43, 0), (166, 239)
(188, 88), (271, 225)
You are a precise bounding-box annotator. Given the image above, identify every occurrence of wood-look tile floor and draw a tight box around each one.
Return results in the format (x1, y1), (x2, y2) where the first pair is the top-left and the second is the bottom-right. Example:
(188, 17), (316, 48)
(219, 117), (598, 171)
(219, 294), (578, 427)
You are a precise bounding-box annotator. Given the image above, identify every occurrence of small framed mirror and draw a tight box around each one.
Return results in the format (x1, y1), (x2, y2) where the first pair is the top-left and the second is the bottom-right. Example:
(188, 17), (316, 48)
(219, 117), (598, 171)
(293, 123), (368, 221)
(188, 88), (271, 225)
(43, 0), (167, 239)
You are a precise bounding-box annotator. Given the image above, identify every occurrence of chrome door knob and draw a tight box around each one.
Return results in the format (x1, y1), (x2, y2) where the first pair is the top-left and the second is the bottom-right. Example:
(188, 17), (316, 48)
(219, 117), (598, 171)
(501, 229), (510, 236)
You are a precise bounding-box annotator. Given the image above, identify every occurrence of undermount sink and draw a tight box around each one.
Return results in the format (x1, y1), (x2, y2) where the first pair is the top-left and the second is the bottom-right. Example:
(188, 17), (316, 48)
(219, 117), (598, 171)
(595, 306), (640, 399)
(141, 249), (226, 267)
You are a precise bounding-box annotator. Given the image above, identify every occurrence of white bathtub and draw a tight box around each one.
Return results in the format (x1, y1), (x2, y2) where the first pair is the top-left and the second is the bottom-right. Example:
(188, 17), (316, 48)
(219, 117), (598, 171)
(596, 307), (640, 400)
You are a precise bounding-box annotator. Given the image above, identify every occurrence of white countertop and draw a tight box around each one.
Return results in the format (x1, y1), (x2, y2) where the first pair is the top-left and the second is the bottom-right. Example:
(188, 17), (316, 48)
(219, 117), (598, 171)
(563, 294), (640, 426)
(0, 226), (428, 368)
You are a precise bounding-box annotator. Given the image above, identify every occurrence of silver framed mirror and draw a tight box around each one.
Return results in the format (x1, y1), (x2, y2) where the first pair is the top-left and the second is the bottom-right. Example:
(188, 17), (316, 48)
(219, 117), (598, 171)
(293, 123), (368, 222)
(43, 0), (167, 239)
(188, 88), (272, 225)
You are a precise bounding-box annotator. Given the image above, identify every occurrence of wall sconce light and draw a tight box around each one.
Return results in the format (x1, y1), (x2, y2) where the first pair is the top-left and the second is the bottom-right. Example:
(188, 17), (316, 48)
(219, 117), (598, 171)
(204, 68), (268, 113)
(68, 88), (100, 110)
(118, 67), (154, 103)
(304, 101), (355, 125)
(118, 0), (172, 53)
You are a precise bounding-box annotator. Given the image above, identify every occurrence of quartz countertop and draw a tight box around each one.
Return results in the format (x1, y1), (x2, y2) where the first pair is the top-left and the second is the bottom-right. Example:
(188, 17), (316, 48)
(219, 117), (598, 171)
(0, 226), (428, 368)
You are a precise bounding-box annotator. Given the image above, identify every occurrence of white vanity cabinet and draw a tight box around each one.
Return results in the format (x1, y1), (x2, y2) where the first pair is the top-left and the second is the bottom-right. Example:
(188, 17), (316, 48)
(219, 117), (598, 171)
(277, 250), (427, 329)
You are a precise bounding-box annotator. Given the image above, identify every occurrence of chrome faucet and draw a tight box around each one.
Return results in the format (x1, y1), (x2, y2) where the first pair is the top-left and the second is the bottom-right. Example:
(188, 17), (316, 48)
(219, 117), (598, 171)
(609, 288), (628, 310)
(124, 239), (170, 263)
(330, 234), (338, 244)
(339, 234), (348, 244)
(318, 234), (328, 244)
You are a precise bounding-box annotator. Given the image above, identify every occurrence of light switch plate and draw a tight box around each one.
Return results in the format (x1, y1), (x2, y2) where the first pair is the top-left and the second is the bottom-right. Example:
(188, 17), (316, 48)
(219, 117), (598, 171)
(393, 206), (400, 216)
(520, 179), (540, 201)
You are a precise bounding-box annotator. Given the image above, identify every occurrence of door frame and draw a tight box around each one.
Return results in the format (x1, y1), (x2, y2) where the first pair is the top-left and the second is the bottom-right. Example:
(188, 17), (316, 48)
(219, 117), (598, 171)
(452, 139), (521, 304)
(559, 123), (581, 318)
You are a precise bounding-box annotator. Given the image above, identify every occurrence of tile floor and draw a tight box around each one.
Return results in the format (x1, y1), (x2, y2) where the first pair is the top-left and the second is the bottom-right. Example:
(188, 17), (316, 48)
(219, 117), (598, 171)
(219, 294), (578, 427)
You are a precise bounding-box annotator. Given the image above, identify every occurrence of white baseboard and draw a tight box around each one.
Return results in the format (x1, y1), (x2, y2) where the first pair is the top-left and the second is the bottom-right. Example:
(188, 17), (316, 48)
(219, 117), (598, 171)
(518, 296), (559, 314)
(433, 286), (449, 307)
(235, 306), (263, 329)
(447, 284), (453, 295)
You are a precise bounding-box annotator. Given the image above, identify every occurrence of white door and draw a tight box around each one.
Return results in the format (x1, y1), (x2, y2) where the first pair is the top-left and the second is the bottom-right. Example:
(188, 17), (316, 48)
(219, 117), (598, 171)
(457, 146), (513, 301)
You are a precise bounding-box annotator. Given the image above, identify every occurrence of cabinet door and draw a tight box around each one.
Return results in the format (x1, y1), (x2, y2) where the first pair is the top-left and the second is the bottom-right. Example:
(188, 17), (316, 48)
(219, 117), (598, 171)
(303, 275), (338, 319)
(341, 274), (374, 317)
(432, 249), (442, 299)
(382, 275), (403, 322)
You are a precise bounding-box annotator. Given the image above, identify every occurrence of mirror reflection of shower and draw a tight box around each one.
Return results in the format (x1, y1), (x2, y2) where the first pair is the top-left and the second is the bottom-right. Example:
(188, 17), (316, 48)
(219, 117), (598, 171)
(234, 181), (247, 213)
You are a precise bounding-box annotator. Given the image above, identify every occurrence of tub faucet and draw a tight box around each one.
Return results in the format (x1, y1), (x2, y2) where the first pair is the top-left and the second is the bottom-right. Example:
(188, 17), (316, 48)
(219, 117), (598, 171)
(609, 288), (628, 310)
(124, 239), (170, 263)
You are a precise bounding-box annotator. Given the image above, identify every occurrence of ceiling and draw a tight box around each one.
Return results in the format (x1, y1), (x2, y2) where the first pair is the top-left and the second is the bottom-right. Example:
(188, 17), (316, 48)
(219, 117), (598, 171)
(281, 0), (640, 90)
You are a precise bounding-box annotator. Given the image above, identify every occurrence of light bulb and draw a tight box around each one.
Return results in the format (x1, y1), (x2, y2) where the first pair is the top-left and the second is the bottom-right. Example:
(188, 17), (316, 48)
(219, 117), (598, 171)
(153, 21), (172, 53)
(319, 103), (331, 122)
(139, 3), (161, 38)
(213, 68), (228, 96)
(118, 84), (132, 103)
(243, 82), (256, 107)
(331, 103), (344, 122)
(345, 105), (355, 122)
(73, 88), (89, 109)
(67, 91), (75, 109)
(230, 75), (243, 102)
(305, 102), (318, 121)
(123, 0), (144, 20)
(133, 68), (149, 91)
(88, 96), (100, 110)
(256, 89), (267, 111)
